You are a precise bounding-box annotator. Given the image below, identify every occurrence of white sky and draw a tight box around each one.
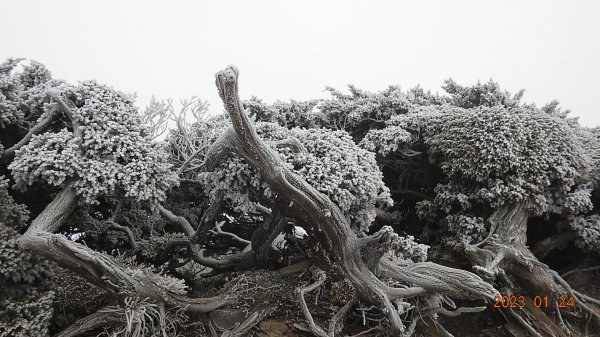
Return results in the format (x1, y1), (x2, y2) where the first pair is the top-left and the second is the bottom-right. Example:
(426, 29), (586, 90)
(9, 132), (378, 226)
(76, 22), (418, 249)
(2, 0), (599, 126)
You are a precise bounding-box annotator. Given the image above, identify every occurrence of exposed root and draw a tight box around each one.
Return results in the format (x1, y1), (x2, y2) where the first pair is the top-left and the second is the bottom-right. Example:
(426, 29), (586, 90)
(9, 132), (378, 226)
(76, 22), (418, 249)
(423, 306), (486, 317)
(554, 300), (571, 335)
(212, 65), (500, 336)
(550, 270), (600, 324)
(507, 308), (544, 337)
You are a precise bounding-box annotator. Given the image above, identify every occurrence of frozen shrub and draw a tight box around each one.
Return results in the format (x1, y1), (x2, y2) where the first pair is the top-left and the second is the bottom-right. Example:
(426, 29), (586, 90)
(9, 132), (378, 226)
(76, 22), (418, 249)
(9, 81), (178, 204)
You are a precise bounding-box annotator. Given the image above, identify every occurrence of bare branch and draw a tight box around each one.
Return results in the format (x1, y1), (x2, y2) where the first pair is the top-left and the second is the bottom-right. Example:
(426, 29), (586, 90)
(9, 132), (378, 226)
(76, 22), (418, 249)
(54, 308), (124, 337)
(158, 204), (195, 237)
(561, 265), (600, 279)
(18, 183), (236, 318)
(211, 221), (250, 246)
(108, 221), (138, 250)
(1, 106), (60, 161)
(162, 238), (254, 271)
(192, 191), (225, 244)
(328, 296), (358, 337)
(142, 96), (172, 140)
(297, 270), (328, 337)
(220, 307), (272, 337)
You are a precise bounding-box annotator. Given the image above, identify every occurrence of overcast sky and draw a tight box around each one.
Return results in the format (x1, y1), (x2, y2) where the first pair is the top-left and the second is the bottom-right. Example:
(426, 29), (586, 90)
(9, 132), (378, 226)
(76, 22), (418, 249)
(2, 1), (599, 126)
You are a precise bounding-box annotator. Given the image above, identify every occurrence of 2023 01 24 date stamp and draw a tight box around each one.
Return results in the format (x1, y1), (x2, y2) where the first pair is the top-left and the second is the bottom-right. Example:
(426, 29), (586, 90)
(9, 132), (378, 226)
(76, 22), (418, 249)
(493, 295), (575, 309)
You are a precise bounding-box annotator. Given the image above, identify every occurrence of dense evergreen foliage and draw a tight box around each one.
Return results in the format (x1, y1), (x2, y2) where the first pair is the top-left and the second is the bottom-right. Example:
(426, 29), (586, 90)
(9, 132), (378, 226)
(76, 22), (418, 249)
(1, 59), (599, 337)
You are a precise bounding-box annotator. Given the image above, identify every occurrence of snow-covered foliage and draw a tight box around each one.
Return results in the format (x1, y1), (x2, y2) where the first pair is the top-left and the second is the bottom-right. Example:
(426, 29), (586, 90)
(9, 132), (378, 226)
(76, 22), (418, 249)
(245, 85), (445, 141)
(0, 225), (57, 287)
(9, 81), (178, 204)
(0, 59), (60, 129)
(0, 176), (29, 229)
(0, 58), (27, 128)
(317, 85), (414, 134)
(0, 291), (54, 337)
(197, 122), (392, 232)
(359, 126), (413, 156)
(442, 79), (524, 109)
(244, 97), (320, 129)
(0, 179), (57, 337)
(365, 105), (590, 219)
(393, 234), (429, 263)
(571, 215), (600, 251)
(444, 215), (486, 245)
(136, 233), (187, 261)
(0, 176), (56, 295)
(422, 106), (590, 215)
(576, 127), (600, 188)
(355, 87), (595, 245)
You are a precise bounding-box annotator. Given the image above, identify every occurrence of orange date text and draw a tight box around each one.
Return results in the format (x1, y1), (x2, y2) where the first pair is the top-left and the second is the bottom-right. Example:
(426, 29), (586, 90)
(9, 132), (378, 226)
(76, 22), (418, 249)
(492, 295), (575, 309)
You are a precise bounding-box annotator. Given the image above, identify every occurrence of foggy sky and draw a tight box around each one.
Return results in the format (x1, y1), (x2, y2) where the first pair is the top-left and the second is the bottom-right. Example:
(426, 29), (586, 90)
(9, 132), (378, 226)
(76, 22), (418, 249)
(2, 0), (599, 126)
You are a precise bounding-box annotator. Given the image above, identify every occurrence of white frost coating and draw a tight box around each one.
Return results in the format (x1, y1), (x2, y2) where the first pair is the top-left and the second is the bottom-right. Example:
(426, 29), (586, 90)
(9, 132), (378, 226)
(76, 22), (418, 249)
(571, 215), (600, 251)
(198, 122), (393, 232)
(293, 225), (307, 238)
(9, 81), (178, 204)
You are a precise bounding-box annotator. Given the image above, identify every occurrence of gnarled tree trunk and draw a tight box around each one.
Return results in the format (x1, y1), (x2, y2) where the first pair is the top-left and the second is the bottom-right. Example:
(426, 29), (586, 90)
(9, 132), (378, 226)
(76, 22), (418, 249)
(213, 66), (498, 335)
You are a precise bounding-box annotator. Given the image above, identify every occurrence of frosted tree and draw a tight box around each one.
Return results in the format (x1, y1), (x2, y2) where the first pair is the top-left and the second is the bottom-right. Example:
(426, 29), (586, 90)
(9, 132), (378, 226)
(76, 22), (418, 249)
(361, 93), (600, 334)
(2, 59), (599, 337)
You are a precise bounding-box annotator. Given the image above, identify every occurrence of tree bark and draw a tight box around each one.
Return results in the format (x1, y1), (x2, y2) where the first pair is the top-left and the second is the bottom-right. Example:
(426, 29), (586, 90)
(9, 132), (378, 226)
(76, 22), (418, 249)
(487, 201), (558, 296)
(215, 66), (411, 333)
(18, 184), (236, 319)
(213, 66), (498, 334)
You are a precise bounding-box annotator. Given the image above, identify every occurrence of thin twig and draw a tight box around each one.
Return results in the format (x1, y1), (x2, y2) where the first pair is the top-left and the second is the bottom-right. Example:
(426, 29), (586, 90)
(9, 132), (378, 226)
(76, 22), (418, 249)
(210, 221), (250, 245)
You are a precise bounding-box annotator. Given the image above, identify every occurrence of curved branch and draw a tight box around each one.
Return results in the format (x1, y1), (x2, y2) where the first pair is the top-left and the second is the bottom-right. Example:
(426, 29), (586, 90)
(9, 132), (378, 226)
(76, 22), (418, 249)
(158, 204), (195, 237)
(214, 66), (440, 334)
(163, 238), (254, 271)
(108, 221), (138, 250)
(423, 306), (486, 317)
(53, 308), (124, 337)
(211, 221), (250, 245)
(46, 89), (83, 145)
(250, 197), (289, 264)
(19, 185), (236, 315)
(204, 127), (241, 171)
(328, 296), (358, 337)
(220, 307), (272, 337)
(562, 265), (600, 279)
(192, 191), (225, 243)
(380, 258), (499, 301)
(1, 106), (60, 161)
